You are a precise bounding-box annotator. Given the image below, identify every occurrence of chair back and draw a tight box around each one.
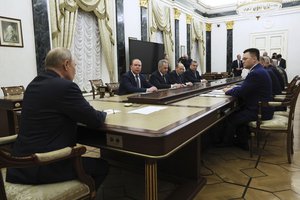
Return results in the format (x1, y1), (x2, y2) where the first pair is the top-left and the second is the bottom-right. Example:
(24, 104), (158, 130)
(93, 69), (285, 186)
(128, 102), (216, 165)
(105, 82), (120, 96)
(1, 86), (25, 96)
(285, 75), (300, 94)
(89, 79), (104, 99)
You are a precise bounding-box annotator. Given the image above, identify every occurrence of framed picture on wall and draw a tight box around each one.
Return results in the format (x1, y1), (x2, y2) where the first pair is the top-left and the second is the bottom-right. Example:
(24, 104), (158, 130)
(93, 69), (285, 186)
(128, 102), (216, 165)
(0, 16), (23, 47)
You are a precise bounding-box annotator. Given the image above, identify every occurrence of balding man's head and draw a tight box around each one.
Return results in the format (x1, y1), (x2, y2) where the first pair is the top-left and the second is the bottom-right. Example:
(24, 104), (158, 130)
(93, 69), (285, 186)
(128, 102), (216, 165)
(45, 47), (76, 80)
(45, 47), (72, 69)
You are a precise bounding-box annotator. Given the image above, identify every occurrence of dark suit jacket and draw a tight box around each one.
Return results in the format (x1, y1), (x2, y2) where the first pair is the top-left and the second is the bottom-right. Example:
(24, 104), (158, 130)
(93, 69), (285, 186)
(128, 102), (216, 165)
(231, 59), (243, 77)
(183, 69), (202, 83)
(7, 70), (106, 184)
(226, 64), (274, 120)
(149, 70), (171, 89)
(278, 58), (286, 69)
(168, 70), (184, 84)
(118, 71), (152, 95)
(265, 67), (282, 95)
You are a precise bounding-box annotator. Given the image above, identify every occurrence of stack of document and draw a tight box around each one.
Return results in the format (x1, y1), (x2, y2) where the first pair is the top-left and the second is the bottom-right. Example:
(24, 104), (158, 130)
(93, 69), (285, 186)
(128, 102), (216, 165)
(199, 89), (226, 97)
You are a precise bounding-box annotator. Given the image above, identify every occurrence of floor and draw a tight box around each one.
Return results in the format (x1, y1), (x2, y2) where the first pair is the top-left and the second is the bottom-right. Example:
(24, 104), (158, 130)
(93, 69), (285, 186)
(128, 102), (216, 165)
(83, 96), (300, 200)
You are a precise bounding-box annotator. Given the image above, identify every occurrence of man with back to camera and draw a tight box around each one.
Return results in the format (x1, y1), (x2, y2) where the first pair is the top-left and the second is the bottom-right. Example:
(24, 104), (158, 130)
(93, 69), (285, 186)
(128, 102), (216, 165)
(220, 48), (274, 150)
(149, 59), (183, 89)
(118, 58), (157, 95)
(6, 47), (109, 190)
(168, 62), (193, 86)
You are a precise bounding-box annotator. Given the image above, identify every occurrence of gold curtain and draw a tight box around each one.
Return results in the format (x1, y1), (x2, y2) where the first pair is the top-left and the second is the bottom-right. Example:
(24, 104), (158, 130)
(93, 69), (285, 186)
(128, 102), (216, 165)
(191, 19), (205, 74)
(150, 0), (174, 69)
(49, 0), (116, 81)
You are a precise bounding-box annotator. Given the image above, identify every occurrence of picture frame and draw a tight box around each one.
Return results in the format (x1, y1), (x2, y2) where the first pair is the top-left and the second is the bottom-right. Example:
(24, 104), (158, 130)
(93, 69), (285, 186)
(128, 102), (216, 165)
(0, 16), (23, 47)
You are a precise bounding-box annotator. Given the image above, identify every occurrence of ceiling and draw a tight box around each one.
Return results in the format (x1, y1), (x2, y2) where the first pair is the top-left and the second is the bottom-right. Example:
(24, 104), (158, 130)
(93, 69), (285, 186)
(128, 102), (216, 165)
(174, 0), (300, 15)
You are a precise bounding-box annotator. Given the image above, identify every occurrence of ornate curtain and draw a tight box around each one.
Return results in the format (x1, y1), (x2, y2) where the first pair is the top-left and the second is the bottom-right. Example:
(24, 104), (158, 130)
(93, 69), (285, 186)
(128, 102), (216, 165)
(191, 19), (205, 74)
(70, 9), (101, 91)
(49, 0), (116, 83)
(150, 0), (174, 69)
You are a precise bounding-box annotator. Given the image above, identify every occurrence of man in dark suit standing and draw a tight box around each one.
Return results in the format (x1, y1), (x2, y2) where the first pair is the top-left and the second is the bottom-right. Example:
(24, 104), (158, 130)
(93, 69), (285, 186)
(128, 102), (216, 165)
(231, 54), (243, 77)
(183, 60), (207, 83)
(276, 54), (286, 69)
(178, 54), (192, 70)
(7, 47), (108, 189)
(169, 62), (193, 86)
(118, 59), (157, 95)
(221, 48), (274, 150)
(149, 59), (183, 89)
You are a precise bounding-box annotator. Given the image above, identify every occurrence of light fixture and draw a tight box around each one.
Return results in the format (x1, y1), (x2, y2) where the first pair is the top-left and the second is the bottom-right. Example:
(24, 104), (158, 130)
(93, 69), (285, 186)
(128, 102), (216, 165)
(236, 0), (282, 16)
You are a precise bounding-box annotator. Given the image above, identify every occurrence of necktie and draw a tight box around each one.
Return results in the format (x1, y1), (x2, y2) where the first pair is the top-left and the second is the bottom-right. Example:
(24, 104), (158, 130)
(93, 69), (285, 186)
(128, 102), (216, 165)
(162, 75), (166, 83)
(135, 75), (141, 88)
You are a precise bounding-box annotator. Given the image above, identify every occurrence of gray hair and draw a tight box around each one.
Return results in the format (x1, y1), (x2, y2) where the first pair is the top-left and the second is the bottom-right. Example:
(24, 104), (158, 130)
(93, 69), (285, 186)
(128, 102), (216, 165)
(263, 56), (271, 65)
(158, 59), (169, 69)
(45, 47), (72, 69)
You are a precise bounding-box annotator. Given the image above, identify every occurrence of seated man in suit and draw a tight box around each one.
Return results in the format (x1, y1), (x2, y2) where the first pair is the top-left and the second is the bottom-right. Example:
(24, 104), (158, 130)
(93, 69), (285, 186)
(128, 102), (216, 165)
(7, 47), (109, 190)
(231, 54), (243, 77)
(260, 56), (282, 96)
(220, 48), (274, 150)
(169, 62), (193, 86)
(183, 60), (207, 83)
(118, 59), (157, 95)
(149, 59), (183, 89)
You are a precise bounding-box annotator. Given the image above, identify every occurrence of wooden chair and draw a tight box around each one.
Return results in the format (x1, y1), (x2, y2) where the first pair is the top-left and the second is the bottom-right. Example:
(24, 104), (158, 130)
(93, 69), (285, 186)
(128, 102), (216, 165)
(0, 135), (96, 200)
(105, 82), (120, 96)
(1, 86), (24, 96)
(89, 79), (104, 99)
(1, 86), (25, 135)
(202, 73), (215, 80)
(248, 81), (300, 163)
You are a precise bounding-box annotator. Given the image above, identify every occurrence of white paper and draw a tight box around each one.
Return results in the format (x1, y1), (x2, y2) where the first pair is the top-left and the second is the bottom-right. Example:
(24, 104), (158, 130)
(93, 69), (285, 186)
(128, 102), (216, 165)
(128, 106), (167, 115)
(103, 109), (121, 115)
(209, 89), (225, 95)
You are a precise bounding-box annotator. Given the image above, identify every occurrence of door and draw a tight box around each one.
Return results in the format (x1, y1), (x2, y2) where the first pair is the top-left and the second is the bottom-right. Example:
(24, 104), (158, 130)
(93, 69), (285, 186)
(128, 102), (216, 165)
(250, 30), (288, 58)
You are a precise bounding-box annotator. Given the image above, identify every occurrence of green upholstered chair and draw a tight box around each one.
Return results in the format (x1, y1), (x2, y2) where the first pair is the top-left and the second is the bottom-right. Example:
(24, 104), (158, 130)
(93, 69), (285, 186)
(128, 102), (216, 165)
(0, 135), (96, 200)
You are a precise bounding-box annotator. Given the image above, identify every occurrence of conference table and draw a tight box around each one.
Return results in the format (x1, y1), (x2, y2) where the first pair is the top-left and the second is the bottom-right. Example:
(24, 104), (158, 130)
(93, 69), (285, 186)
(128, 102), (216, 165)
(78, 77), (243, 200)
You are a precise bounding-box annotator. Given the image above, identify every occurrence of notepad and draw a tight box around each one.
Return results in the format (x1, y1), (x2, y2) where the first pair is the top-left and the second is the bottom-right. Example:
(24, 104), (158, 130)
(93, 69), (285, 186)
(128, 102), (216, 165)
(128, 106), (167, 115)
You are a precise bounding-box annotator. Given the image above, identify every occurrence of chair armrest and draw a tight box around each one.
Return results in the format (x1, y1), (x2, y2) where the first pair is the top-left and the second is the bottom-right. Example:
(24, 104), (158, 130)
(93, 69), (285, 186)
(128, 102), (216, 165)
(0, 135), (17, 146)
(34, 146), (85, 163)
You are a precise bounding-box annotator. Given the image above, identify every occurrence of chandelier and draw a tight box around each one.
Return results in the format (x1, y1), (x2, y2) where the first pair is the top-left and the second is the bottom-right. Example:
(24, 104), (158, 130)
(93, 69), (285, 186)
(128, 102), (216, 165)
(236, 0), (283, 16)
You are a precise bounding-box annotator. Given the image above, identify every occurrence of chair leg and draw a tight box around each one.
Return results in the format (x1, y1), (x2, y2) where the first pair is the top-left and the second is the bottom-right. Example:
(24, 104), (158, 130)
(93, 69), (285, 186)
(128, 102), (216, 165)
(249, 132), (255, 157)
(287, 131), (292, 164)
(291, 129), (294, 155)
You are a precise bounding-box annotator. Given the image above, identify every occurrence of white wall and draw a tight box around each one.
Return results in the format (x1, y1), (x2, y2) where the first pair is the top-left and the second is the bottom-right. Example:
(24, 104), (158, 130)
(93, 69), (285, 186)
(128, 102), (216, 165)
(211, 22), (227, 73)
(124, 0), (141, 71)
(179, 13), (187, 57)
(232, 11), (300, 81)
(0, 0), (37, 95)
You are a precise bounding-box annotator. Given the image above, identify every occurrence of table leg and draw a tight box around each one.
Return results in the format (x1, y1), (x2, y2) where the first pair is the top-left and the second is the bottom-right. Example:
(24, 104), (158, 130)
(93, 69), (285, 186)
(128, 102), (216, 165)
(145, 159), (158, 200)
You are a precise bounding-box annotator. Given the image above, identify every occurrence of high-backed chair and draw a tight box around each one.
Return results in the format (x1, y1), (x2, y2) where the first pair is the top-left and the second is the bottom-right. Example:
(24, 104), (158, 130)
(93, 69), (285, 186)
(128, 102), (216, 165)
(0, 135), (96, 200)
(105, 82), (119, 96)
(89, 79), (104, 99)
(1, 86), (25, 135)
(248, 81), (300, 163)
(1, 86), (25, 96)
